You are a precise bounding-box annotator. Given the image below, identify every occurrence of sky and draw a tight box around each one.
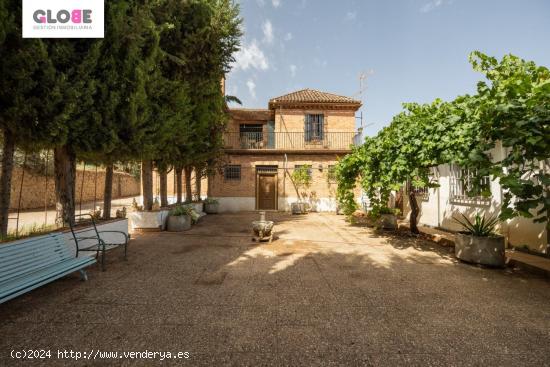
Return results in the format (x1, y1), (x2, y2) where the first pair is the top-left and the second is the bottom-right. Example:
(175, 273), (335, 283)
(226, 0), (550, 136)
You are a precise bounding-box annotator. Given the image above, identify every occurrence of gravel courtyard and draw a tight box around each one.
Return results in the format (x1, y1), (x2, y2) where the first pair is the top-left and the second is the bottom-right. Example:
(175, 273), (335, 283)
(1, 212), (549, 366)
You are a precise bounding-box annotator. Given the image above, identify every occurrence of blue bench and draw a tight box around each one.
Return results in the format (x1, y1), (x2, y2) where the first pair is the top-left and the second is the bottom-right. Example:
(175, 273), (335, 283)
(0, 232), (96, 304)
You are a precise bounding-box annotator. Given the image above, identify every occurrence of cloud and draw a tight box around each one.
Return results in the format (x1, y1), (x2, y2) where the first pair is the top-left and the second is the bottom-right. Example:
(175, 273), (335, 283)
(246, 79), (257, 99)
(233, 40), (269, 71)
(272, 0), (281, 8)
(420, 0), (449, 13)
(262, 20), (274, 44)
(346, 11), (357, 21)
(289, 64), (297, 78)
(284, 32), (293, 41)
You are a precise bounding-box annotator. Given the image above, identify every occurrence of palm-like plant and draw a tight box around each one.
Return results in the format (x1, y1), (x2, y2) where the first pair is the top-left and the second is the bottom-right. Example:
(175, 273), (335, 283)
(453, 213), (499, 237)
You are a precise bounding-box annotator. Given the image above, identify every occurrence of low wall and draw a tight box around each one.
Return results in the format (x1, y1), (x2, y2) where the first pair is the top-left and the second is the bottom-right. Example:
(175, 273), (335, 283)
(9, 168), (140, 211)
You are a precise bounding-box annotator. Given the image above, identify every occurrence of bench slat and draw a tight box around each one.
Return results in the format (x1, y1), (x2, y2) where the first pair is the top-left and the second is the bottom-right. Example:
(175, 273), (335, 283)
(0, 249), (75, 281)
(0, 257), (96, 304)
(0, 234), (73, 258)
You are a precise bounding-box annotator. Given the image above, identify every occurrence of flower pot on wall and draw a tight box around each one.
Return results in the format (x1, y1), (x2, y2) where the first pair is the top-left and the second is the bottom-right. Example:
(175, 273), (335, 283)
(455, 233), (505, 267)
(167, 215), (191, 232)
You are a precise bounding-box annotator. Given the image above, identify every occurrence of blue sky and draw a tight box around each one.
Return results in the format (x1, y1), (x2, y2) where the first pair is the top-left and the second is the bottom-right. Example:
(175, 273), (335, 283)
(226, 0), (550, 136)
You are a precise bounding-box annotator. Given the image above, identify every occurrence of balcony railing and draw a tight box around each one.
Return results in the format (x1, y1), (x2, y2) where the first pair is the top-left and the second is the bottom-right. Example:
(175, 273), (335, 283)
(223, 132), (357, 151)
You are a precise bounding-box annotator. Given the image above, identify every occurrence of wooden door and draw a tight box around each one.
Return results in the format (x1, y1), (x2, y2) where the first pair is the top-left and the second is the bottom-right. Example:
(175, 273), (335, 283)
(257, 174), (277, 210)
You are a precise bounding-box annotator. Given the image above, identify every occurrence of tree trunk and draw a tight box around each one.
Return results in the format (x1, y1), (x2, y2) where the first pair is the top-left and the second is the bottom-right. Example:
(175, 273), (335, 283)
(141, 160), (154, 210)
(184, 165), (192, 203)
(408, 188), (420, 235)
(194, 166), (202, 201)
(103, 163), (113, 220)
(0, 130), (15, 237)
(159, 168), (168, 207)
(176, 166), (183, 204)
(54, 145), (76, 227)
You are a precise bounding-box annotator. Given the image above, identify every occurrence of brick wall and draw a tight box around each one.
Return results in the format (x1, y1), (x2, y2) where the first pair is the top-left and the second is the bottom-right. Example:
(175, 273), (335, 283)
(275, 109), (356, 132)
(210, 154), (343, 200)
(9, 167), (140, 211)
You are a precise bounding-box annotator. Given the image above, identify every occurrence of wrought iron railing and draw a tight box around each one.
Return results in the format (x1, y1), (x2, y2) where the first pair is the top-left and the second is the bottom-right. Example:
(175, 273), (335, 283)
(223, 132), (357, 151)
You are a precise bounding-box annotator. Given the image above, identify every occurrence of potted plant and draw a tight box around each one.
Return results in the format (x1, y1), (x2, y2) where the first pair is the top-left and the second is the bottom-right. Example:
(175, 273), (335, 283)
(370, 206), (398, 230)
(453, 213), (505, 267)
(290, 165), (312, 214)
(203, 198), (220, 214)
(167, 205), (192, 232)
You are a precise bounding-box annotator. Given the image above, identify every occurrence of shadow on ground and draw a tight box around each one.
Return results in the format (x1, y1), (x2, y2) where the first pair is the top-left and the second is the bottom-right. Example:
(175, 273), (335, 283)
(1, 212), (549, 366)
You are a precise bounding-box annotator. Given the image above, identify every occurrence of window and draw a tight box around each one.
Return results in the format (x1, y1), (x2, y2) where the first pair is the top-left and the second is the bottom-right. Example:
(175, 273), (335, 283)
(327, 165), (337, 183)
(305, 114), (324, 142)
(450, 164), (491, 203)
(294, 165), (312, 178)
(224, 165), (241, 181)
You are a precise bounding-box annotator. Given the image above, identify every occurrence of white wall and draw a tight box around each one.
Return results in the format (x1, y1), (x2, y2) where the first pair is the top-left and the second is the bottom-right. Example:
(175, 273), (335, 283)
(403, 159), (548, 253)
(214, 196), (339, 212)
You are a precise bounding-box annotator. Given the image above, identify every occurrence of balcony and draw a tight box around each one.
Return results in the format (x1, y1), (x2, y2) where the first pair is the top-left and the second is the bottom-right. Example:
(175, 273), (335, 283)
(223, 131), (357, 153)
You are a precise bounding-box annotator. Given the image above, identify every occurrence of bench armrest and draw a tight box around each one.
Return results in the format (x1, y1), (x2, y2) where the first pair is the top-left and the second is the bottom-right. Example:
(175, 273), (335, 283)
(97, 230), (129, 244)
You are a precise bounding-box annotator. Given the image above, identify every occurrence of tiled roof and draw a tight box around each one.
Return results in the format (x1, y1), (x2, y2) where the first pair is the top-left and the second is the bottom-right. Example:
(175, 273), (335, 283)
(269, 88), (361, 107)
(229, 108), (274, 121)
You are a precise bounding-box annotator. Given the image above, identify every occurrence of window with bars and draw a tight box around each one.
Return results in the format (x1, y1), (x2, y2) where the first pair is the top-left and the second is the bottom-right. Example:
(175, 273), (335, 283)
(305, 114), (324, 142)
(294, 165), (312, 178)
(224, 165), (241, 181)
(449, 164), (491, 203)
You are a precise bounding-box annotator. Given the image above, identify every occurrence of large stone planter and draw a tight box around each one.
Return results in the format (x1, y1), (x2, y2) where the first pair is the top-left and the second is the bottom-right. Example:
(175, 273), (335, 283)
(455, 232), (505, 267)
(377, 214), (397, 230)
(291, 202), (307, 215)
(167, 215), (191, 232)
(204, 202), (219, 214)
(252, 220), (274, 242)
(129, 209), (170, 231)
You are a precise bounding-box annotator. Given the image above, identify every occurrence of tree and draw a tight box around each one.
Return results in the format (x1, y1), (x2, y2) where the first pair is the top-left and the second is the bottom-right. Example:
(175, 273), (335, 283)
(0, 0), (63, 235)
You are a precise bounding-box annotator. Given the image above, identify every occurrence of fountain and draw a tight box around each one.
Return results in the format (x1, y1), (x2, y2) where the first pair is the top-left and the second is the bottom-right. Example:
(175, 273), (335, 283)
(252, 211), (274, 243)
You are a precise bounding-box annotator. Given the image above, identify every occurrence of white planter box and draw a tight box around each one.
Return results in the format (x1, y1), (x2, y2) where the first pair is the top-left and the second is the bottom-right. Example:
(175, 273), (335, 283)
(129, 210), (170, 231)
(191, 202), (204, 214)
(63, 218), (129, 257)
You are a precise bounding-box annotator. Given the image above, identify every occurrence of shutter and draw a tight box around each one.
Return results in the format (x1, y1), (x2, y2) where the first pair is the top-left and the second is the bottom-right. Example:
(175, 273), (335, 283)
(319, 115), (324, 140)
(305, 115), (311, 142)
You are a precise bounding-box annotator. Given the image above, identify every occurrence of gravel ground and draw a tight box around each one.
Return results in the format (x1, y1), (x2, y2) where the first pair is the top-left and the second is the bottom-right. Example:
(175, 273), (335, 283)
(1, 212), (549, 366)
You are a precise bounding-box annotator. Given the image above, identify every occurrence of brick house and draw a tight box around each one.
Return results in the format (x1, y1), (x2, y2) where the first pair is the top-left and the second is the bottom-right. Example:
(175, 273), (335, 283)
(209, 89), (362, 212)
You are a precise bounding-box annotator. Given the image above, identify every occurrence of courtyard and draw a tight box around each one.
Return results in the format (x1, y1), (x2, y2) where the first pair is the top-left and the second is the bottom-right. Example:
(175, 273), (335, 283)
(1, 212), (549, 366)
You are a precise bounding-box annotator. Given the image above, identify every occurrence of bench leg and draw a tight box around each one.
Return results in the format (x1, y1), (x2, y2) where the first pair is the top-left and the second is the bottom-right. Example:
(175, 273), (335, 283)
(101, 246), (106, 272)
(124, 243), (128, 261)
(79, 270), (88, 281)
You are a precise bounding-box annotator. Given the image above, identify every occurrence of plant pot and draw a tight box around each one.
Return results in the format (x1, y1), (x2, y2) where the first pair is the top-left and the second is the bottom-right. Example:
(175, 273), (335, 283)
(291, 202), (307, 215)
(252, 220), (274, 241)
(167, 215), (191, 232)
(204, 202), (219, 214)
(129, 209), (170, 231)
(377, 214), (397, 230)
(455, 232), (505, 267)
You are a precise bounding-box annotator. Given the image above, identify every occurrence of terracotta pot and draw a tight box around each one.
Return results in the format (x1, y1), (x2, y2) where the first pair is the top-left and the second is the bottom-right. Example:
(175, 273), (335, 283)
(455, 232), (505, 267)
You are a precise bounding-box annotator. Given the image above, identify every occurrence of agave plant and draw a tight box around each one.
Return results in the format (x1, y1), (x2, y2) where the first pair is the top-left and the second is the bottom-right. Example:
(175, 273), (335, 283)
(453, 213), (499, 237)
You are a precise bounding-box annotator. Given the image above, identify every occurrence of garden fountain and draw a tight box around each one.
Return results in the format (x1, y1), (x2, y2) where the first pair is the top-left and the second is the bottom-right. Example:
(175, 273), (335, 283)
(252, 211), (274, 243)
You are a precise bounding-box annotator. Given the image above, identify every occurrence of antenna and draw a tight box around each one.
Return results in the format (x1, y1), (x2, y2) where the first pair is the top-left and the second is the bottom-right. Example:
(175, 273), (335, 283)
(354, 69), (374, 130)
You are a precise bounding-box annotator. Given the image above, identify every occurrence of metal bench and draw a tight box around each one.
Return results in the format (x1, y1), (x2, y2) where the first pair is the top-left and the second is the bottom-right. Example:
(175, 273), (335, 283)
(69, 214), (129, 271)
(0, 232), (96, 304)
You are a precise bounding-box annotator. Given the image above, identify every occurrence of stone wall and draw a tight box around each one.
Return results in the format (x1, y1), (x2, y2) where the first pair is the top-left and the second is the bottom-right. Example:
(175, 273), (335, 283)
(9, 167), (140, 211)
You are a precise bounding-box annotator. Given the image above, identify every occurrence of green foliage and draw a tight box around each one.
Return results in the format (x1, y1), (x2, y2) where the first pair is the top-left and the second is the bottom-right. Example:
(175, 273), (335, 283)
(469, 52), (550, 224)
(170, 204), (194, 217)
(291, 165), (312, 200)
(204, 198), (219, 204)
(336, 51), (550, 235)
(453, 213), (499, 237)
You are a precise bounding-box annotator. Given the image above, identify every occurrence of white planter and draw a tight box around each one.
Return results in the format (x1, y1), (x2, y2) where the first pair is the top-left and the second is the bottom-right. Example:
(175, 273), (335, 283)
(191, 202), (204, 214)
(455, 233), (505, 267)
(63, 218), (129, 257)
(204, 202), (219, 214)
(129, 210), (170, 231)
